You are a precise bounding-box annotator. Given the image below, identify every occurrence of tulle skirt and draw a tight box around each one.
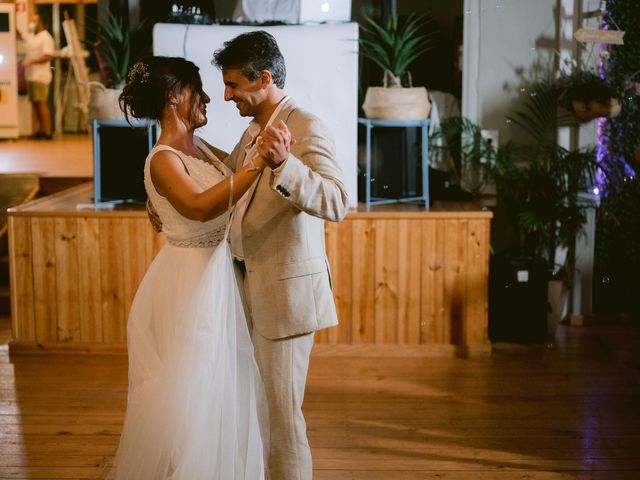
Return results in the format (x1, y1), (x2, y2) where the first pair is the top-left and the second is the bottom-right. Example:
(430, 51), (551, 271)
(108, 241), (267, 479)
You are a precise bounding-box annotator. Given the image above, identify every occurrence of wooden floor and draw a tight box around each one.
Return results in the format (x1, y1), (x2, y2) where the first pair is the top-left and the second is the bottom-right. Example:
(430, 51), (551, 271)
(1, 325), (640, 479)
(0, 136), (92, 178)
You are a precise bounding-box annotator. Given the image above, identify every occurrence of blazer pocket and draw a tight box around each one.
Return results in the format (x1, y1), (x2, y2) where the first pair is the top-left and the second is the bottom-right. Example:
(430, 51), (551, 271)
(276, 259), (326, 280)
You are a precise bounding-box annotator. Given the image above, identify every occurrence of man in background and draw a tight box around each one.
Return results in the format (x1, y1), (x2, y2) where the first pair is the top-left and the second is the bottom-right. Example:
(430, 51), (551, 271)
(17, 12), (54, 140)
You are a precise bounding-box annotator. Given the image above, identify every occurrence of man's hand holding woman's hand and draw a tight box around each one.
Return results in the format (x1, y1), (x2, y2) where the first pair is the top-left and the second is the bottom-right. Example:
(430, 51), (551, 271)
(257, 120), (294, 169)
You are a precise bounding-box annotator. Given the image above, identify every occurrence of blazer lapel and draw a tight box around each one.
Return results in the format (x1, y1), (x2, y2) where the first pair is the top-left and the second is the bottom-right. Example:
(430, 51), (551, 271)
(242, 100), (297, 215)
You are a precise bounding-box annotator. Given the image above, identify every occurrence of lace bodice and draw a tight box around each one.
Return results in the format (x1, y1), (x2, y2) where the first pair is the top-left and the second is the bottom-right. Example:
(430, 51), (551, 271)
(144, 136), (232, 247)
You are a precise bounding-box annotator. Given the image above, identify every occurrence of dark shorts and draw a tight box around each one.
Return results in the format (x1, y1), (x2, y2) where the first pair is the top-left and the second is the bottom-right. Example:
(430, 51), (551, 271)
(27, 81), (50, 103)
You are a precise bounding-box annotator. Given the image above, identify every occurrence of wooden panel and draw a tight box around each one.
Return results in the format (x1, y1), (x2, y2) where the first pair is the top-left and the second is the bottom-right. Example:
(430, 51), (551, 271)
(8, 217), (36, 342)
(8, 181), (492, 354)
(466, 219), (490, 345)
(374, 220), (398, 344)
(53, 218), (81, 342)
(99, 219), (126, 343)
(77, 217), (103, 342)
(351, 219), (375, 344)
(397, 219), (421, 344)
(443, 220), (468, 346)
(31, 218), (58, 343)
(332, 220), (353, 344)
(421, 219), (445, 344)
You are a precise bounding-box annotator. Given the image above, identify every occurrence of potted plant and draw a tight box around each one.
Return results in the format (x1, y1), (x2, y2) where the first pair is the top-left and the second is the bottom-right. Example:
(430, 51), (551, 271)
(359, 13), (433, 121)
(555, 66), (621, 122)
(431, 81), (599, 332)
(86, 12), (144, 120)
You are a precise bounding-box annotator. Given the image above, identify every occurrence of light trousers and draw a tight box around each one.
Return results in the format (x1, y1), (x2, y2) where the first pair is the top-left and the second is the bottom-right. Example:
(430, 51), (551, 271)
(253, 330), (314, 480)
(234, 258), (315, 480)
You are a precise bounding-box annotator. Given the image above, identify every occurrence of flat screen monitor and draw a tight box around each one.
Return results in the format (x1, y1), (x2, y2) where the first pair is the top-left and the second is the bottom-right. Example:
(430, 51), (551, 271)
(0, 13), (9, 33)
(92, 119), (157, 205)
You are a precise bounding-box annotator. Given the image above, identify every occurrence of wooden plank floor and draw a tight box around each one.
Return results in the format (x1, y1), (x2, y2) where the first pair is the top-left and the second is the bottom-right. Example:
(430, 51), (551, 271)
(1, 324), (640, 479)
(0, 136), (92, 178)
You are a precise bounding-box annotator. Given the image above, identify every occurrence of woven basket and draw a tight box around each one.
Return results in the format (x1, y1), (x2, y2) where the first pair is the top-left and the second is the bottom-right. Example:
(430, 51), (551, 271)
(362, 70), (431, 121)
(87, 82), (125, 120)
(571, 97), (621, 122)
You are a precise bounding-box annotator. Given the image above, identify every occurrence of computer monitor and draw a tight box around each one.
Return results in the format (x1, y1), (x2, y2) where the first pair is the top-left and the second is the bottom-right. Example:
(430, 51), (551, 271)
(92, 119), (157, 206)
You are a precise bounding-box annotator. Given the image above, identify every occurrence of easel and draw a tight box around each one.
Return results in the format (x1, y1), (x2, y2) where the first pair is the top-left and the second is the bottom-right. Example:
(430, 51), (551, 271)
(55, 13), (90, 134)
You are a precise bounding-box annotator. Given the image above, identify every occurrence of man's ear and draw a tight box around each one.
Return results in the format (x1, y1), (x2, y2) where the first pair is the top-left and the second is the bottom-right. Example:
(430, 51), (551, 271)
(260, 70), (273, 89)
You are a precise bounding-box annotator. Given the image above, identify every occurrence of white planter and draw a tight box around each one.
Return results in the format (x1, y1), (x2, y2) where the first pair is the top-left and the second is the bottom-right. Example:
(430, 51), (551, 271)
(362, 85), (431, 121)
(547, 280), (569, 335)
(87, 82), (125, 121)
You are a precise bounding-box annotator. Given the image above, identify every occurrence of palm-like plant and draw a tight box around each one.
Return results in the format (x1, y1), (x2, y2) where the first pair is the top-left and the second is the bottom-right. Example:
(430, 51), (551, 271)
(429, 116), (496, 193)
(502, 84), (599, 284)
(430, 81), (599, 286)
(359, 13), (433, 87)
(87, 12), (131, 88)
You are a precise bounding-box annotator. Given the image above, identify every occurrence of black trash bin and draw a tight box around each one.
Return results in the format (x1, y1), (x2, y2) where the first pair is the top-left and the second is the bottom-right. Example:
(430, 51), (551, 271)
(489, 254), (549, 343)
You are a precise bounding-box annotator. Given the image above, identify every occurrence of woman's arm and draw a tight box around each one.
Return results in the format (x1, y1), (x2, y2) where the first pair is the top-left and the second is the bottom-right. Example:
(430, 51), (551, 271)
(150, 151), (264, 222)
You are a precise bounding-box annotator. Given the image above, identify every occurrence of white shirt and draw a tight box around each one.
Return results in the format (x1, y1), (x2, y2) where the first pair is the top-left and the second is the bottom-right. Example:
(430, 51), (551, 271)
(23, 30), (55, 84)
(229, 96), (292, 260)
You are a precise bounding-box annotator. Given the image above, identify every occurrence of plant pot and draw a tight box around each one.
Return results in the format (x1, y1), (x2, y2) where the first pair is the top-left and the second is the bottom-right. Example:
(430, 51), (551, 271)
(362, 86), (431, 121)
(571, 97), (621, 122)
(362, 70), (431, 121)
(547, 279), (569, 335)
(87, 81), (125, 121)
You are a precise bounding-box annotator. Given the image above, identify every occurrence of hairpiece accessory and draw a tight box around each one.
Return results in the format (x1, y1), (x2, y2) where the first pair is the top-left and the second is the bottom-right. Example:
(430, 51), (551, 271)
(129, 61), (150, 84)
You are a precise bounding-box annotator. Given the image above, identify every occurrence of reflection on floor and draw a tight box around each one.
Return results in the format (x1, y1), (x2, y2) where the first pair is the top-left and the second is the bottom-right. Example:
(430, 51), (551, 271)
(1, 325), (640, 479)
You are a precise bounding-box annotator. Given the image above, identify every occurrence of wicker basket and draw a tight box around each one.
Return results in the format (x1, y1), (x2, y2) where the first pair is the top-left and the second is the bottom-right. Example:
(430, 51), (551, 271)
(571, 97), (621, 122)
(87, 82), (125, 120)
(362, 71), (431, 121)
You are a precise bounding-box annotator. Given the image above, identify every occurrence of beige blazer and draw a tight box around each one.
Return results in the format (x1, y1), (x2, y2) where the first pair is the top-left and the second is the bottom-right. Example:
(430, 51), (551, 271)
(224, 99), (348, 339)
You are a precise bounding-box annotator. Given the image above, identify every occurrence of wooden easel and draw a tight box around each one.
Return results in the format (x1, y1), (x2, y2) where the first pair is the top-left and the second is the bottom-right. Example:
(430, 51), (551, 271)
(56, 13), (90, 132)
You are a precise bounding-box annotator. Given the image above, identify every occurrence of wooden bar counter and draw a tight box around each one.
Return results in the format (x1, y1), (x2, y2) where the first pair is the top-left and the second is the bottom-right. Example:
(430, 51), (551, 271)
(8, 183), (493, 356)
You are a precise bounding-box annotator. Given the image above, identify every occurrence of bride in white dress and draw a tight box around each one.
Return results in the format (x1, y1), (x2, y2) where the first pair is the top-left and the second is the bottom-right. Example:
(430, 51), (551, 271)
(108, 56), (286, 479)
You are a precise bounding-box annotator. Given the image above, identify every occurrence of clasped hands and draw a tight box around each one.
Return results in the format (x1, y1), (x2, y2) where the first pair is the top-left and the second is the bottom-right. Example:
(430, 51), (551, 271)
(254, 120), (294, 169)
(147, 122), (295, 233)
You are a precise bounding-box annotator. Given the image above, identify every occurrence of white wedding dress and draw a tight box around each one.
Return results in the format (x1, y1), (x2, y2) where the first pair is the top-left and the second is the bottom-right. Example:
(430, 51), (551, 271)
(108, 137), (267, 480)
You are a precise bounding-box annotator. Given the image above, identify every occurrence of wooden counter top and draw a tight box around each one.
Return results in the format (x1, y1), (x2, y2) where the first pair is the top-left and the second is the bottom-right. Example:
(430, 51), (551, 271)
(8, 182), (494, 219)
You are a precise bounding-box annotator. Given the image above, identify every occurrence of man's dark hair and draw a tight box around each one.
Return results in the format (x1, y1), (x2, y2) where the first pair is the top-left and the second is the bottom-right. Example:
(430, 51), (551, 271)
(212, 31), (286, 89)
(35, 6), (51, 29)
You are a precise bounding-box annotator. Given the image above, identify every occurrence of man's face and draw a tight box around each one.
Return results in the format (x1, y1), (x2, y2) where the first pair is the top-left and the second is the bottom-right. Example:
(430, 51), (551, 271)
(222, 68), (266, 118)
(29, 15), (42, 33)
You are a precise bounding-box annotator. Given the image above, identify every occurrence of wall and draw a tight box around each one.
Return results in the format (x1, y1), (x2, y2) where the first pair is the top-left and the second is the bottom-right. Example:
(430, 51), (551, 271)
(463, 0), (558, 146)
(154, 22), (359, 208)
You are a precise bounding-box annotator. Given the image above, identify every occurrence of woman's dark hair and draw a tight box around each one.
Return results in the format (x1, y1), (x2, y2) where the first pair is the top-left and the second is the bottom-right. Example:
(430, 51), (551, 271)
(119, 56), (203, 124)
(212, 31), (286, 88)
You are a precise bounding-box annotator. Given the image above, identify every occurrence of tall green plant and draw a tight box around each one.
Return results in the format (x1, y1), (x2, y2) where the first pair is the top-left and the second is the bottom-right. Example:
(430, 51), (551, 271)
(87, 12), (131, 88)
(504, 84), (598, 283)
(359, 13), (433, 87)
(431, 84), (598, 286)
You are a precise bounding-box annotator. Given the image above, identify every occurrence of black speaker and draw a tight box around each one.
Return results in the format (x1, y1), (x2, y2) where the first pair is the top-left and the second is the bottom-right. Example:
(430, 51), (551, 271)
(489, 254), (549, 343)
(92, 119), (157, 205)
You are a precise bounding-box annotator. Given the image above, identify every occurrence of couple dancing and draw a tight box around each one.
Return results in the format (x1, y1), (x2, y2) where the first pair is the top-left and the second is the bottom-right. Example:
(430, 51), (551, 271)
(109, 31), (348, 479)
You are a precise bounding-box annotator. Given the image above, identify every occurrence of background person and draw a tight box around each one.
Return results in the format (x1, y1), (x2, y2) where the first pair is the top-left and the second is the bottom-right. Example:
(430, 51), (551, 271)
(18, 12), (54, 140)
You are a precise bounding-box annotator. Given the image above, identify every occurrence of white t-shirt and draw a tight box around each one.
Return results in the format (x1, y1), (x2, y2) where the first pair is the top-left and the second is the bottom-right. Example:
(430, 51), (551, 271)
(23, 30), (55, 84)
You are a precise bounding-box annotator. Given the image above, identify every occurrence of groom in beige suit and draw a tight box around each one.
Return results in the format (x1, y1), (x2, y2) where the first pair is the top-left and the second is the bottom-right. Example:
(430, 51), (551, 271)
(213, 31), (348, 479)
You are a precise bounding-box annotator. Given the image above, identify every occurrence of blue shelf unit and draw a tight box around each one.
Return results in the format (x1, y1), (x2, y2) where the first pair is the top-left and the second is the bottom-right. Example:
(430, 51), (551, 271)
(358, 117), (430, 208)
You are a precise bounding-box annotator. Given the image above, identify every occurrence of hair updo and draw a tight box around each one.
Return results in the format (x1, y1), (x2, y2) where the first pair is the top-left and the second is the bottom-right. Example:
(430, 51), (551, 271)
(119, 56), (204, 124)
